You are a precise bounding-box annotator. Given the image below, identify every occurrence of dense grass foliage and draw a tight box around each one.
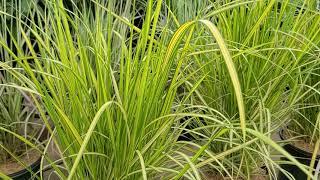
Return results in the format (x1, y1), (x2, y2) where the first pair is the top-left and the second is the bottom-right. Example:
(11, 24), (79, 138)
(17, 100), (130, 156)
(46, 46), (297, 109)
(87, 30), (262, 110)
(0, 0), (209, 179)
(163, 0), (320, 178)
(0, 0), (45, 165)
(0, 0), (319, 179)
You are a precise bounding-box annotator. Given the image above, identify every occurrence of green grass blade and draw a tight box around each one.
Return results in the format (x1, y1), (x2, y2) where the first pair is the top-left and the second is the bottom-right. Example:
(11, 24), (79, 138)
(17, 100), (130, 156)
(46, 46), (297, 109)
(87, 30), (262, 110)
(199, 20), (246, 139)
(136, 150), (148, 180)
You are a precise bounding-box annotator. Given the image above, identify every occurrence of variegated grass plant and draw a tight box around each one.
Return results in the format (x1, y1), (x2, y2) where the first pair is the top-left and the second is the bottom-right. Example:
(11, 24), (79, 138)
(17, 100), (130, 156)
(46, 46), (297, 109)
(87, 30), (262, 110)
(0, 0), (45, 167)
(162, 0), (320, 179)
(0, 0), (319, 179)
(2, 0), (217, 179)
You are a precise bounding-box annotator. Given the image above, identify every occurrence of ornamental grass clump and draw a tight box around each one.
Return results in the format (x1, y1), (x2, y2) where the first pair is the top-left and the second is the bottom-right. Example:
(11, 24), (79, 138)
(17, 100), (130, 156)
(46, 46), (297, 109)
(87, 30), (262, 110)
(283, 0), (320, 147)
(0, 0), (319, 179)
(287, 60), (320, 150)
(164, 0), (320, 178)
(0, 0), (43, 165)
(0, 73), (39, 163)
(0, 0), (224, 179)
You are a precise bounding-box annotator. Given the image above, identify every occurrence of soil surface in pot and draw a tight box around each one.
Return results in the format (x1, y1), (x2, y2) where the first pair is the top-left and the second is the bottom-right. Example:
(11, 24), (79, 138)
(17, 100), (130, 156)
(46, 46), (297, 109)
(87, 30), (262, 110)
(283, 130), (320, 155)
(0, 149), (40, 175)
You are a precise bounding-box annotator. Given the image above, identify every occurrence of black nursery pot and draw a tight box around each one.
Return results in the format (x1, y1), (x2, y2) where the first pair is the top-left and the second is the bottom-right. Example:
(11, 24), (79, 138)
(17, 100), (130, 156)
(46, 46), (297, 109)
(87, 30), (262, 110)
(177, 116), (195, 141)
(278, 129), (320, 180)
(8, 158), (41, 180)
(177, 116), (206, 141)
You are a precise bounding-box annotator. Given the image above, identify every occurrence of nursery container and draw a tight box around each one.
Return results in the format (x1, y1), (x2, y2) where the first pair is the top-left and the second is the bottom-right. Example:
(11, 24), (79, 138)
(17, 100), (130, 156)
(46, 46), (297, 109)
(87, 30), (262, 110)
(177, 116), (194, 141)
(177, 116), (206, 141)
(5, 157), (41, 180)
(278, 129), (320, 180)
